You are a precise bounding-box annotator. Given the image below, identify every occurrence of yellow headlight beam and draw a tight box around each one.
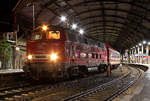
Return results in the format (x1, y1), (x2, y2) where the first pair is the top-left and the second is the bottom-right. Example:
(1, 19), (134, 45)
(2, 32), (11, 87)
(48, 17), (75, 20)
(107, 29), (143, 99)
(50, 53), (58, 61)
(28, 55), (32, 60)
(42, 25), (48, 31)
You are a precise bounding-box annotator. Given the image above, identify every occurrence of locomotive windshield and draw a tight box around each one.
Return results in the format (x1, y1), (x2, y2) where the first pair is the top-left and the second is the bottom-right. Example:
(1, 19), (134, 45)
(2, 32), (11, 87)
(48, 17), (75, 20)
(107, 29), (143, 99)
(46, 31), (60, 40)
(31, 31), (60, 40)
(31, 32), (42, 40)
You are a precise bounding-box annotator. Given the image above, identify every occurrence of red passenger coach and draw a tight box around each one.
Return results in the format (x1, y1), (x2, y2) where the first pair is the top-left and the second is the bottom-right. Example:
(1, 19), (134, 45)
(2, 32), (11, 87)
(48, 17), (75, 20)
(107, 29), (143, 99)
(23, 25), (120, 80)
(105, 44), (120, 68)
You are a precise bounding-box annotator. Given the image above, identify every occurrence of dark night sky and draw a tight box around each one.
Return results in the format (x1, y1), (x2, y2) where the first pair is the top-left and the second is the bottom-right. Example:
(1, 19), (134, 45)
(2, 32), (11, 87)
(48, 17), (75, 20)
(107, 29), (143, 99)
(0, 0), (19, 32)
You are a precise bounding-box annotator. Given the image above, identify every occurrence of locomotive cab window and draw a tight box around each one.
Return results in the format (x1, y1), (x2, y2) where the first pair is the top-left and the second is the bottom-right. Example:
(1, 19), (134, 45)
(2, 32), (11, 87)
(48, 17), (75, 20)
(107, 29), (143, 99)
(47, 31), (60, 39)
(31, 33), (42, 40)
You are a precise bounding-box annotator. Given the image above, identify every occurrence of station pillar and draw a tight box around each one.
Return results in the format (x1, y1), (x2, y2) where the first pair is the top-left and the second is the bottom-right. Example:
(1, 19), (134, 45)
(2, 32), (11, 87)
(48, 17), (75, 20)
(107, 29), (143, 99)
(146, 46), (149, 64)
(12, 46), (16, 69)
(142, 45), (144, 64)
(138, 46), (140, 63)
(107, 65), (111, 77)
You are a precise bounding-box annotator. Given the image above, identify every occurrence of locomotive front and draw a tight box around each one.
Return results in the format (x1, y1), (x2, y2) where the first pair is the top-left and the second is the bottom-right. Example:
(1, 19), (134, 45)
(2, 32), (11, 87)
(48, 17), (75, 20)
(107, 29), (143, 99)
(23, 25), (67, 79)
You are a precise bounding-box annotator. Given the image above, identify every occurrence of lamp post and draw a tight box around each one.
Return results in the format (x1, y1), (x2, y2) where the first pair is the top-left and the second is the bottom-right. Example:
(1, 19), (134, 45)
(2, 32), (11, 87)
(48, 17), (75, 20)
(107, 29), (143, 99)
(33, 4), (35, 30)
(27, 2), (39, 31)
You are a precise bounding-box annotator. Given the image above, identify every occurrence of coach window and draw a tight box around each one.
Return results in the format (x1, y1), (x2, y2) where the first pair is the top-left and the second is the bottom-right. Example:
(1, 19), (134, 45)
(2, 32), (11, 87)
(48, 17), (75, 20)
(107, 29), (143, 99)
(92, 53), (95, 58)
(99, 54), (101, 59)
(96, 54), (98, 59)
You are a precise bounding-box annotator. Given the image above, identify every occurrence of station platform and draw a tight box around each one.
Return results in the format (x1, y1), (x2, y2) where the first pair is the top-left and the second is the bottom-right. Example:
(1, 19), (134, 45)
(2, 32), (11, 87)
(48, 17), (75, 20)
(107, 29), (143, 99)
(0, 69), (23, 74)
(115, 64), (150, 101)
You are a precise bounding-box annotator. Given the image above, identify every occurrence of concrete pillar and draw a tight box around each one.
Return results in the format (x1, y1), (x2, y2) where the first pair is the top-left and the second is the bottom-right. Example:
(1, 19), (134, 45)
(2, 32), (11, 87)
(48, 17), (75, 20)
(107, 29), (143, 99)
(137, 46), (140, 63)
(146, 45), (149, 64)
(131, 49), (133, 63)
(133, 48), (135, 63)
(142, 45), (144, 64)
(107, 65), (111, 77)
(128, 50), (130, 63)
(12, 47), (16, 69)
(135, 47), (137, 63)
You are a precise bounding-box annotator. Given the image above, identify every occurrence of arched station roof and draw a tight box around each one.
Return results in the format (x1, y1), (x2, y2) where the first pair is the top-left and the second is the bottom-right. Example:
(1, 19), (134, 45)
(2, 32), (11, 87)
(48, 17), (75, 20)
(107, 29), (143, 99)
(14, 0), (150, 52)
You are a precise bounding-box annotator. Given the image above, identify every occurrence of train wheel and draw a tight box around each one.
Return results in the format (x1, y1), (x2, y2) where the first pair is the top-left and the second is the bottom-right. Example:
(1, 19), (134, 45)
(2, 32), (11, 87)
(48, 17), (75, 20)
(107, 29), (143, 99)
(62, 71), (70, 81)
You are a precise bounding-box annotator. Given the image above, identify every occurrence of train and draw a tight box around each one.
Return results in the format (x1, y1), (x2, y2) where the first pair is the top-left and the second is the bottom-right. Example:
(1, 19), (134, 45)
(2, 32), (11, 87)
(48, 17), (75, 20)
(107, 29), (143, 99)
(23, 25), (120, 80)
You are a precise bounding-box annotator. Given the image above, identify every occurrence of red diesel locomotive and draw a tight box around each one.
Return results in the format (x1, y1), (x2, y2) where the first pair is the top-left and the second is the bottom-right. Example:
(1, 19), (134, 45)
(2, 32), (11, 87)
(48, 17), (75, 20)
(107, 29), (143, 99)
(23, 25), (120, 80)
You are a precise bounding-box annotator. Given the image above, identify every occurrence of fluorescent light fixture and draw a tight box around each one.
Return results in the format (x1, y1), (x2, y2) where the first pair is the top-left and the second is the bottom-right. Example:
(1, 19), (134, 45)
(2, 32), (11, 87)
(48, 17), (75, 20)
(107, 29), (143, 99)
(79, 29), (84, 35)
(143, 40), (146, 44)
(72, 24), (77, 29)
(60, 16), (66, 22)
(148, 42), (150, 45)
(139, 43), (142, 46)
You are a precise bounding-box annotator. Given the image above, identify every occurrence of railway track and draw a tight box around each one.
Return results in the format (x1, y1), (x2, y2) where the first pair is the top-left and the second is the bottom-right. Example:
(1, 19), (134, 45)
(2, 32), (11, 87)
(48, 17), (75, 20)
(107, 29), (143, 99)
(0, 82), (45, 100)
(63, 66), (142, 101)
(0, 65), (142, 101)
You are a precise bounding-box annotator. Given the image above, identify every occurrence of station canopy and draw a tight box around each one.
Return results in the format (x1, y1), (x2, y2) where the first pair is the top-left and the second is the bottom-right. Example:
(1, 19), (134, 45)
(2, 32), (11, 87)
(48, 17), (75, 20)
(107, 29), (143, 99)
(13, 0), (150, 52)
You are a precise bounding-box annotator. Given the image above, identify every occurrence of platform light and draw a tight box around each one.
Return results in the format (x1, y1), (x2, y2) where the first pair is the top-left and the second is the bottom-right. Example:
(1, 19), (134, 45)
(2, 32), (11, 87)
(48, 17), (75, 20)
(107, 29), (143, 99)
(42, 25), (48, 31)
(71, 24), (77, 30)
(60, 16), (67, 22)
(136, 45), (138, 47)
(139, 43), (142, 46)
(148, 42), (150, 45)
(79, 29), (84, 35)
(143, 40), (146, 44)
(16, 47), (20, 51)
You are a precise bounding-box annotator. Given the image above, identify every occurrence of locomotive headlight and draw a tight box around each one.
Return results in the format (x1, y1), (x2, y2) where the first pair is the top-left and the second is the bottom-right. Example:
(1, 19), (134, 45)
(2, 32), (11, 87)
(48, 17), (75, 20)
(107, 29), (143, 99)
(50, 53), (58, 61)
(28, 55), (32, 60)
